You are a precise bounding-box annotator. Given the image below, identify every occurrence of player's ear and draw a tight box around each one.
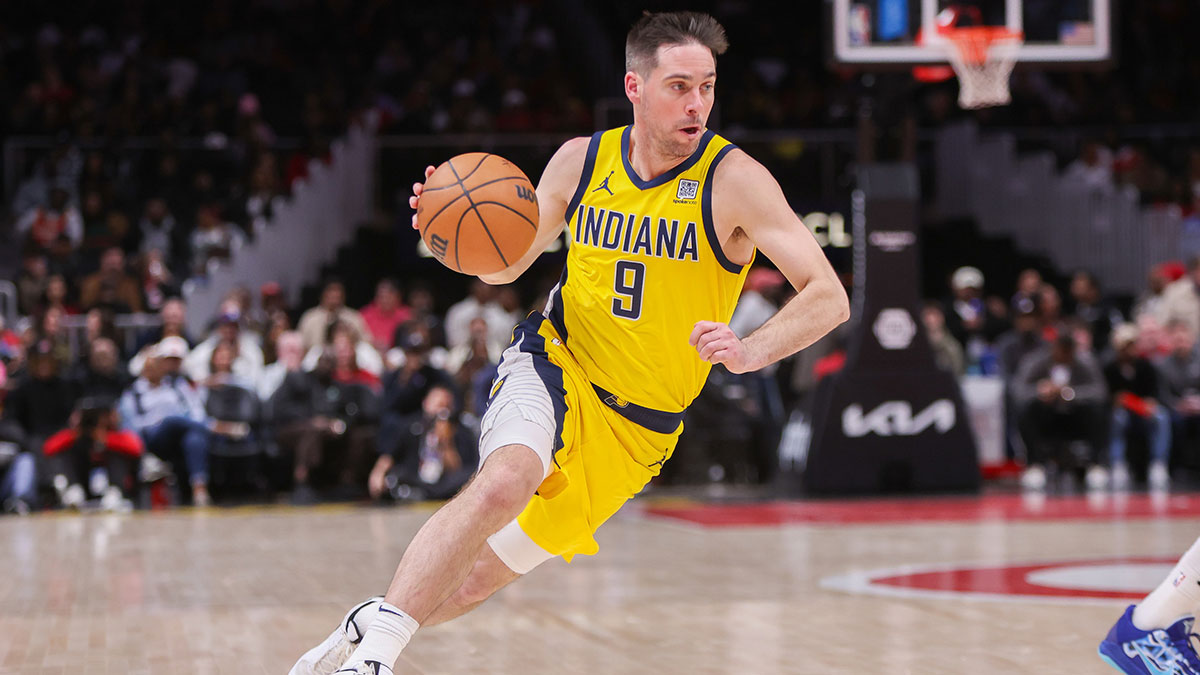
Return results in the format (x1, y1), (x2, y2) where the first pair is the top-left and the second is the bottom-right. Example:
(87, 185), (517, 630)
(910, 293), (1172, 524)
(624, 71), (641, 104)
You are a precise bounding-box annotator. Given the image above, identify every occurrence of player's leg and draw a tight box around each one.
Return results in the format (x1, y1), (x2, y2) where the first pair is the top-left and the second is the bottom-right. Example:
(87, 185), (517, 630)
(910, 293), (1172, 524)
(1099, 536), (1200, 673)
(424, 542), (523, 625)
(336, 443), (544, 674)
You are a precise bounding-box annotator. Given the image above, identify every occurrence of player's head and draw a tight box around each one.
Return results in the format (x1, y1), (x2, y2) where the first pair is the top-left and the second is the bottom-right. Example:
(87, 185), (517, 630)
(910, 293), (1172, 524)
(624, 11), (728, 160)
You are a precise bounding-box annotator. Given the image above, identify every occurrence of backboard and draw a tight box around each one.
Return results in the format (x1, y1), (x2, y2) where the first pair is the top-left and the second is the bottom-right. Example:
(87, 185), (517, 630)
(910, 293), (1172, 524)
(832, 0), (1112, 66)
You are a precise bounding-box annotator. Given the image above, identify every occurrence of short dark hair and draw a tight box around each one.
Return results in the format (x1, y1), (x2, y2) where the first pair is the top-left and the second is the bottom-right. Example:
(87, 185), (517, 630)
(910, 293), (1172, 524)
(625, 11), (729, 74)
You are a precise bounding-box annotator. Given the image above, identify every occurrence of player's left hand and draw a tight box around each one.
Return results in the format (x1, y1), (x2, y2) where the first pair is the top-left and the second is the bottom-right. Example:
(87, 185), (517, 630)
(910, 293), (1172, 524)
(690, 321), (757, 374)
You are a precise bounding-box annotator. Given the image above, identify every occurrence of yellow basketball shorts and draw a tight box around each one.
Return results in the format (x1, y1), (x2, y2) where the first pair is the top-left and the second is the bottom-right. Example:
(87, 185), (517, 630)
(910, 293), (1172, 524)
(479, 313), (683, 566)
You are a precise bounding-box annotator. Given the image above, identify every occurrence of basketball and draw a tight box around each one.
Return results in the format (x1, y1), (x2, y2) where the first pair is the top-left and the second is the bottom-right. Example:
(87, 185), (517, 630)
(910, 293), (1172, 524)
(417, 153), (540, 276)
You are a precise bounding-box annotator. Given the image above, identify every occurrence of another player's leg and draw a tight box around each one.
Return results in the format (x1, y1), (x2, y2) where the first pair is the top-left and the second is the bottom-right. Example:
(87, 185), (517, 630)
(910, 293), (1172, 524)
(1099, 537), (1200, 673)
(336, 444), (544, 674)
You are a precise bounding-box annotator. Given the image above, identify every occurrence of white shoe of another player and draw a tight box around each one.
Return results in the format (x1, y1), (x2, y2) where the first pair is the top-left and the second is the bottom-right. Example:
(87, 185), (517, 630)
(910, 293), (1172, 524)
(289, 596), (384, 675)
(334, 662), (393, 675)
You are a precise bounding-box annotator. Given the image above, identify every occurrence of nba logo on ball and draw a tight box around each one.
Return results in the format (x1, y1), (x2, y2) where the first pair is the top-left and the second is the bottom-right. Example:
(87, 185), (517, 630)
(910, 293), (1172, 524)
(676, 179), (699, 200)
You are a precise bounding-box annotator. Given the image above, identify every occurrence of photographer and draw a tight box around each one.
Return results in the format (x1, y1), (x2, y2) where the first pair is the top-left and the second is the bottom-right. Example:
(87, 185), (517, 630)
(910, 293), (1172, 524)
(42, 399), (142, 510)
(368, 385), (476, 502)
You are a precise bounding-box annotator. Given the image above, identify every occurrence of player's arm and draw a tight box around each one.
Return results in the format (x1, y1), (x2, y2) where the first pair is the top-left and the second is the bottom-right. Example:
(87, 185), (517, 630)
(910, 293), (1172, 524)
(476, 137), (589, 285)
(690, 150), (850, 373)
(409, 137), (589, 286)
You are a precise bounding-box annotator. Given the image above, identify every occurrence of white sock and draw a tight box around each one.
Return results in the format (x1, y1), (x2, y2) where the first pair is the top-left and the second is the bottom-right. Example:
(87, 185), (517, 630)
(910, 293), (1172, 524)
(346, 602), (419, 668)
(1133, 537), (1200, 630)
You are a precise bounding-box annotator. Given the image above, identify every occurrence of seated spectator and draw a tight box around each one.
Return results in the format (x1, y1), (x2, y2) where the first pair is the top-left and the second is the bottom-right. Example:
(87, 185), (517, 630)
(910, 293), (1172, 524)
(994, 306), (1046, 381)
(382, 328), (456, 419)
(249, 282), (289, 349)
(71, 337), (128, 405)
(138, 197), (178, 263)
(330, 329), (381, 391)
(921, 302), (965, 376)
(84, 308), (122, 358)
(1014, 334), (1108, 491)
(42, 273), (78, 316)
(368, 384), (476, 502)
(184, 310), (264, 386)
(118, 341), (213, 506)
(199, 340), (256, 394)
(130, 298), (194, 376)
(270, 352), (378, 504)
(259, 331), (304, 400)
(0, 427), (35, 514)
(25, 307), (72, 376)
(16, 187), (82, 253)
(492, 285), (525, 347)
(16, 252), (49, 317)
(394, 282), (445, 348)
(1160, 255), (1200, 338)
(1069, 270), (1124, 352)
(3, 341), (76, 491)
(297, 278), (369, 352)
(1132, 262), (1175, 323)
(1158, 320), (1200, 462)
(42, 400), (142, 511)
(79, 247), (143, 313)
(139, 249), (180, 312)
(301, 320), (383, 377)
(189, 205), (245, 276)
(1011, 268), (1043, 315)
(944, 266), (1006, 372)
(360, 279), (411, 353)
(1038, 283), (1065, 342)
(445, 280), (510, 350)
(1105, 324), (1172, 489)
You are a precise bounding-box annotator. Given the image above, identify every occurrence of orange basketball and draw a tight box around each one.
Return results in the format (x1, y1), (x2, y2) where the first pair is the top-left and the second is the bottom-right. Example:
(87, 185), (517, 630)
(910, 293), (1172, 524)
(416, 153), (539, 276)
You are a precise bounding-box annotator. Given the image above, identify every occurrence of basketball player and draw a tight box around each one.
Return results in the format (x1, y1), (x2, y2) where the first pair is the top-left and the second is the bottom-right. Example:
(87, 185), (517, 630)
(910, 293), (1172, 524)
(1100, 537), (1200, 673)
(292, 12), (849, 674)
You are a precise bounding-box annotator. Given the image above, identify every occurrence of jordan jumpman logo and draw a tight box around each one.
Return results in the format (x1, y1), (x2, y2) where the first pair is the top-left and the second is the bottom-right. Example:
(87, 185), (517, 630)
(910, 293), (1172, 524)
(592, 170), (615, 196)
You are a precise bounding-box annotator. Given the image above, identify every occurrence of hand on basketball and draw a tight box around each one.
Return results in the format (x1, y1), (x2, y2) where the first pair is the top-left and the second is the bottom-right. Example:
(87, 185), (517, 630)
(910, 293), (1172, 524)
(408, 165), (437, 230)
(690, 321), (756, 374)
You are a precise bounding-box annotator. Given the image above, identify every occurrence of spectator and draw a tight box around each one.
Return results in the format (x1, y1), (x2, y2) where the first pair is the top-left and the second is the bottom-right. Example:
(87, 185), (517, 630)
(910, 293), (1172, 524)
(1158, 320), (1200, 464)
(41, 273), (77, 316)
(4, 341), (77, 483)
(242, 153), (281, 233)
(16, 252), (49, 317)
(445, 317), (502, 416)
(368, 384), (476, 502)
(199, 340), (256, 393)
(138, 197), (178, 263)
(1159, 255), (1200, 339)
(995, 306), (1047, 381)
(248, 282), (288, 346)
(1038, 283), (1065, 341)
(297, 278), (369, 352)
(1069, 270), (1124, 352)
(78, 189), (121, 267)
(922, 302), (965, 376)
(492, 286), (525, 347)
(184, 311), (264, 386)
(1014, 334), (1108, 491)
(330, 329), (381, 391)
(41, 400), (142, 511)
(189, 205), (245, 276)
(27, 306), (72, 373)
(444, 280), (510, 350)
(360, 279), (411, 353)
(394, 282), (446, 349)
(944, 266), (1005, 371)
(1011, 268), (1043, 315)
(1064, 140), (1114, 190)
(270, 352), (378, 504)
(1132, 263), (1175, 323)
(79, 247), (143, 313)
(71, 338), (128, 405)
(0, 430), (35, 514)
(139, 249), (180, 312)
(16, 187), (82, 252)
(381, 328), (455, 419)
(130, 298), (193, 377)
(1104, 324), (1172, 490)
(259, 331), (304, 400)
(301, 320), (384, 377)
(118, 340), (213, 506)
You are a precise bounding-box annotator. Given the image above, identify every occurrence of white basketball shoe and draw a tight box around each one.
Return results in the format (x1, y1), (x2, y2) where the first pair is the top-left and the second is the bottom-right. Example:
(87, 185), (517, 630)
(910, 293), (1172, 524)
(289, 597), (384, 675)
(334, 662), (393, 675)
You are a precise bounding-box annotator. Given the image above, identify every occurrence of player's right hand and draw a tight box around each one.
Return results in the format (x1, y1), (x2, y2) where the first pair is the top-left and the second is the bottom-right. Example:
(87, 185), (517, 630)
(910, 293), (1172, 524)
(409, 165), (437, 230)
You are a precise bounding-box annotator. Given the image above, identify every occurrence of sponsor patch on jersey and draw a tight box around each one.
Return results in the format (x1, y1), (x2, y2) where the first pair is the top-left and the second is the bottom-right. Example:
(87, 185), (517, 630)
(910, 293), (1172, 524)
(676, 178), (699, 200)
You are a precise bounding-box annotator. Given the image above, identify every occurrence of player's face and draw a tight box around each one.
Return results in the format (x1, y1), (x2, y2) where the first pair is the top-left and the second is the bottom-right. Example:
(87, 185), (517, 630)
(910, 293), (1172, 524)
(632, 43), (716, 159)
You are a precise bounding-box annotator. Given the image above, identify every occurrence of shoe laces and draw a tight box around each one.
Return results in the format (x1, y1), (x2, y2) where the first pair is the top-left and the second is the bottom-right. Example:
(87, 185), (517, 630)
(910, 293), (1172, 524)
(1168, 632), (1200, 672)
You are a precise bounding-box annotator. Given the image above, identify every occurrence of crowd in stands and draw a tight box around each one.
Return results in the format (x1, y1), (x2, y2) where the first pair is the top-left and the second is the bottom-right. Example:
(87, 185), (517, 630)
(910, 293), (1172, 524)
(0, 275), (530, 513)
(913, 260), (1200, 492)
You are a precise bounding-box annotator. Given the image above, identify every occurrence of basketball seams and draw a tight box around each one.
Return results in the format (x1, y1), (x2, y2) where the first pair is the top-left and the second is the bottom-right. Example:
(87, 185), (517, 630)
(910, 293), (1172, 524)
(470, 201), (538, 230)
(447, 158), (512, 269)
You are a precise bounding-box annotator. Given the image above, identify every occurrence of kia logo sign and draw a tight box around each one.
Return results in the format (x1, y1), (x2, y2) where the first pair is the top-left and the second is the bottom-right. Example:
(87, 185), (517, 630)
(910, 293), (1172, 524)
(842, 399), (956, 437)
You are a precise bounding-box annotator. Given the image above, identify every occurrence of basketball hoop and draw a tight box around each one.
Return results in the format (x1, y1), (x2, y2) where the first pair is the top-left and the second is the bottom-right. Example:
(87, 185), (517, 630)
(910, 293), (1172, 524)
(941, 27), (1023, 109)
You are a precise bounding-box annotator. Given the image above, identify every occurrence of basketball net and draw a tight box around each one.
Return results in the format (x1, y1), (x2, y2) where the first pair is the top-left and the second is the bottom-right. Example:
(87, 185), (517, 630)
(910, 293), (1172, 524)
(942, 27), (1023, 109)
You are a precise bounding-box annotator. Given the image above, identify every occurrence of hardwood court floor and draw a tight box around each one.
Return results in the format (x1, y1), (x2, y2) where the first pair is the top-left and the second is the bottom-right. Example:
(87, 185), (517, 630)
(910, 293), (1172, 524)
(1, 491), (1198, 674)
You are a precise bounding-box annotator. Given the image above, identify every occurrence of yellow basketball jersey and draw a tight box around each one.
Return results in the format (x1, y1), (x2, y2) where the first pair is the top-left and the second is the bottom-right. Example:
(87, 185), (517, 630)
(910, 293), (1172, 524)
(545, 125), (752, 417)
